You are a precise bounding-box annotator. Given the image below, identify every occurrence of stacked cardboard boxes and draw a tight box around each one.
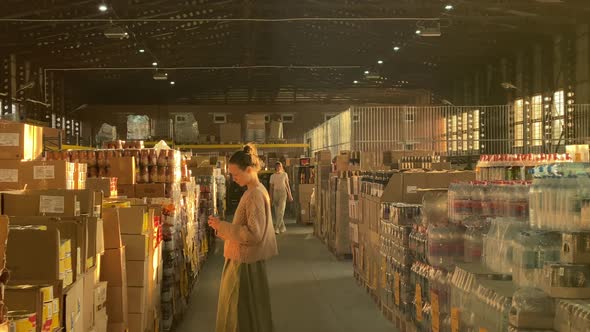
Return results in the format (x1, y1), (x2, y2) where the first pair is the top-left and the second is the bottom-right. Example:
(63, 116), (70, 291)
(0, 122), (44, 191)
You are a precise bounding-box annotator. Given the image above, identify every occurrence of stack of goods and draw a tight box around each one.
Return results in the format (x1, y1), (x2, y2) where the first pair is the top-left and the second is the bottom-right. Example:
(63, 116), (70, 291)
(399, 154), (442, 170)
(0, 122), (44, 190)
(296, 164), (315, 224)
(50, 147), (185, 198)
(475, 153), (572, 181)
(197, 174), (217, 259)
(215, 170), (226, 220)
(6, 203), (106, 332)
(380, 198), (422, 322)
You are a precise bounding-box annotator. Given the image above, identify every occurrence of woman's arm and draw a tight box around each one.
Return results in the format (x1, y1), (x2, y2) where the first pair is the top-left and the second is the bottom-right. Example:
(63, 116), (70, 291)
(216, 193), (267, 244)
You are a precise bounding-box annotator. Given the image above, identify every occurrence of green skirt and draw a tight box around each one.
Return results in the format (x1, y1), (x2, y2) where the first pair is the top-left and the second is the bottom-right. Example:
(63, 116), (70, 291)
(216, 259), (274, 332)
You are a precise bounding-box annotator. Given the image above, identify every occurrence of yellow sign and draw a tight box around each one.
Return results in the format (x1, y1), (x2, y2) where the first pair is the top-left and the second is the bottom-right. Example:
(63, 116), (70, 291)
(431, 291), (440, 332)
(415, 284), (422, 322)
(451, 307), (460, 332)
(394, 272), (400, 306)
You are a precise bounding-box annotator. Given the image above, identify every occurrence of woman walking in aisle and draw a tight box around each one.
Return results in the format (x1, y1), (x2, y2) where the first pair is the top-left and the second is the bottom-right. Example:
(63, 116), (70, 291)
(269, 161), (293, 234)
(208, 144), (278, 332)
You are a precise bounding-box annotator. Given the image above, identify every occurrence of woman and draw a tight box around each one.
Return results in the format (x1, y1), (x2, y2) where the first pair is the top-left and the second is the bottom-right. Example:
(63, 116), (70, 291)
(208, 144), (278, 332)
(269, 162), (293, 234)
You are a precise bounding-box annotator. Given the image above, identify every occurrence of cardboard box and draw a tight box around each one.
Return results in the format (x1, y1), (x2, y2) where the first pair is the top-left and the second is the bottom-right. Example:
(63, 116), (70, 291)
(83, 267), (97, 332)
(9, 216), (92, 278)
(0, 160), (23, 190)
(219, 123), (242, 143)
(94, 282), (108, 312)
(118, 206), (148, 235)
(135, 184), (166, 198)
(107, 323), (127, 332)
(4, 284), (55, 332)
(94, 307), (107, 332)
(106, 286), (128, 324)
(121, 234), (148, 261)
(85, 178), (117, 198)
(127, 287), (146, 314)
(100, 247), (127, 287)
(63, 274), (84, 332)
(102, 208), (122, 249)
(20, 160), (76, 190)
(7, 227), (61, 283)
(109, 157), (136, 185)
(126, 260), (148, 287)
(117, 184), (135, 198)
(1, 190), (80, 217)
(381, 171), (475, 204)
(0, 122), (43, 161)
(73, 190), (103, 218)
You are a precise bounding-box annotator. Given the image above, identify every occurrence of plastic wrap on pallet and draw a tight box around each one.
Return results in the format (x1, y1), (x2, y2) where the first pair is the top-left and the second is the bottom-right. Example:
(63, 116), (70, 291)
(509, 287), (555, 329)
(554, 299), (590, 332)
(127, 115), (151, 140)
(427, 224), (465, 270)
(173, 113), (199, 144)
(95, 123), (117, 144)
(422, 191), (448, 225)
(511, 230), (561, 288)
(482, 219), (528, 275)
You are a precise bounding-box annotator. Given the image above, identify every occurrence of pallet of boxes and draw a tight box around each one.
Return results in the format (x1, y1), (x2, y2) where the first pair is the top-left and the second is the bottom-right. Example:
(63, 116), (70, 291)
(0, 121), (109, 332)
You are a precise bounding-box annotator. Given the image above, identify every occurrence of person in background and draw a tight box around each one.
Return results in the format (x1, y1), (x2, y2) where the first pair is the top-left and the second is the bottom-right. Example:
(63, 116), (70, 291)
(208, 144), (278, 332)
(269, 161), (293, 234)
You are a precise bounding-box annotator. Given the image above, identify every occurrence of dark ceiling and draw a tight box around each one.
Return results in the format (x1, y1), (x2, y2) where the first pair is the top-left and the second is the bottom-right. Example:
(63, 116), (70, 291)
(1, 0), (589, 104)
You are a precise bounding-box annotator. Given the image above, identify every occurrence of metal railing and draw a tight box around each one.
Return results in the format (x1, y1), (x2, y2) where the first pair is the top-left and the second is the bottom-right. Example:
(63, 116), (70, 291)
(305, 104), (590, 157)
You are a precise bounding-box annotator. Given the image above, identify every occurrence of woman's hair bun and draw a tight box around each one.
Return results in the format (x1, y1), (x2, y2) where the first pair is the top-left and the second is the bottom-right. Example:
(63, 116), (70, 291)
(243, 145), (252, 154)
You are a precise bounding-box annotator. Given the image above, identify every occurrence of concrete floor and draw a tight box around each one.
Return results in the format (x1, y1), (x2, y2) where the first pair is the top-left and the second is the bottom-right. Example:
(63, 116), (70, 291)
(176, 222), (396, 332)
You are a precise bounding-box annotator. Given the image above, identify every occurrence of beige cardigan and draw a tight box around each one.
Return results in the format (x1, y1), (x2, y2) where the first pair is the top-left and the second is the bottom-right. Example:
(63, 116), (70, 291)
(216, 183), (278, 263)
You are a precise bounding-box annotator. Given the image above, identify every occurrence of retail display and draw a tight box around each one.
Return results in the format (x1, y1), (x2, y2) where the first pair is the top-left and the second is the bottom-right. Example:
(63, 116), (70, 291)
(476, 153), (572, 181)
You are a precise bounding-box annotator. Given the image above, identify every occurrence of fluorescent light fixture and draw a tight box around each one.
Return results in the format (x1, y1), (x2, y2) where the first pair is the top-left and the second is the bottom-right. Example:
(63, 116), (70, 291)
(170, 81), (175, 85)
(393, 46), (400, 51)
(139, 49), (145, 53)
(445, 4), (454, 10)
(152, 62), (158, 66)
(377, 60), (384, 64)
(153, 72), (168, 80)
(364, 70), (369, 74)
(98, 4), (108, 12)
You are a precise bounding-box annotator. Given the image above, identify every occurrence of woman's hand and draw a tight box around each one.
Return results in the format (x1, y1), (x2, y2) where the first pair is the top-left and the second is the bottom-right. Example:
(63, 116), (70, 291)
(208, 215), (221, 231)
(288, 194), (294, 202)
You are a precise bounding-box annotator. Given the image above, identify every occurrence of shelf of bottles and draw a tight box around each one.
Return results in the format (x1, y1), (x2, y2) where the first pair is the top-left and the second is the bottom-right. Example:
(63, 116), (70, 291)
(475, 153), (573, 181)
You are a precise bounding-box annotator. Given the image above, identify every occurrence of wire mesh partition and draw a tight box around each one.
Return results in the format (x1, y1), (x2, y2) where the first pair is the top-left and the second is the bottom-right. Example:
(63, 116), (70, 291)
(305, 104), (590, 157)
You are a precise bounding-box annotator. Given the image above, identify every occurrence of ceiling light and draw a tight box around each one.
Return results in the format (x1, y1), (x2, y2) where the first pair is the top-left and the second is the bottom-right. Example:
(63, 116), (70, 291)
(377, 60), (383, 64)
(98, 4), (108, 12)
(139, 49), (145, 53)
(104, 26), (129, 39)
(152, 62), (158, 66)
(170, 81), (175, 85)
(353, 80), (359, 84)
(393, 46), (400, 52)
(364, 70), (369, 74)
(445, 4), (454, 10)
(416, 30), (422, 35)
(153, 72), (168, 80)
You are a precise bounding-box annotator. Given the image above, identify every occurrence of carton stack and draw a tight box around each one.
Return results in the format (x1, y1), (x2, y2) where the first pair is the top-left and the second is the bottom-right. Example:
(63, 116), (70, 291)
(0, 122), (44, 190)
(118, 206), (150, 332)
(100, 207), (127, 332)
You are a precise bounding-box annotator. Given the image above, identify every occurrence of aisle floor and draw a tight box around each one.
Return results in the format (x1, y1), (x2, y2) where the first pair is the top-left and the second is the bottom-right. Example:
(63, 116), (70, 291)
(176, 222), (396, 332)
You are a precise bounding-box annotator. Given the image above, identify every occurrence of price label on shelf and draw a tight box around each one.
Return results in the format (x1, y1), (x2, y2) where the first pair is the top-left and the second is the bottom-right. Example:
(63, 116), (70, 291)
(451, 307), (460, 332)
(415, 284), (422, 322)
(431, 291), (440, 332)
(394, 272), (400, 306)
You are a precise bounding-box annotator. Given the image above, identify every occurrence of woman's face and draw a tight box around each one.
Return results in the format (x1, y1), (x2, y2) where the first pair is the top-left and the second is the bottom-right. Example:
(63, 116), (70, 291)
(275, 164), (283, 172)
(229, 163), (251, 187)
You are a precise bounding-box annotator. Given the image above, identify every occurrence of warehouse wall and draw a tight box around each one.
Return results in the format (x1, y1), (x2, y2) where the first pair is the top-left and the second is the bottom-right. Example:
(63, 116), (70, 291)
(79, 103), (350, 143)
